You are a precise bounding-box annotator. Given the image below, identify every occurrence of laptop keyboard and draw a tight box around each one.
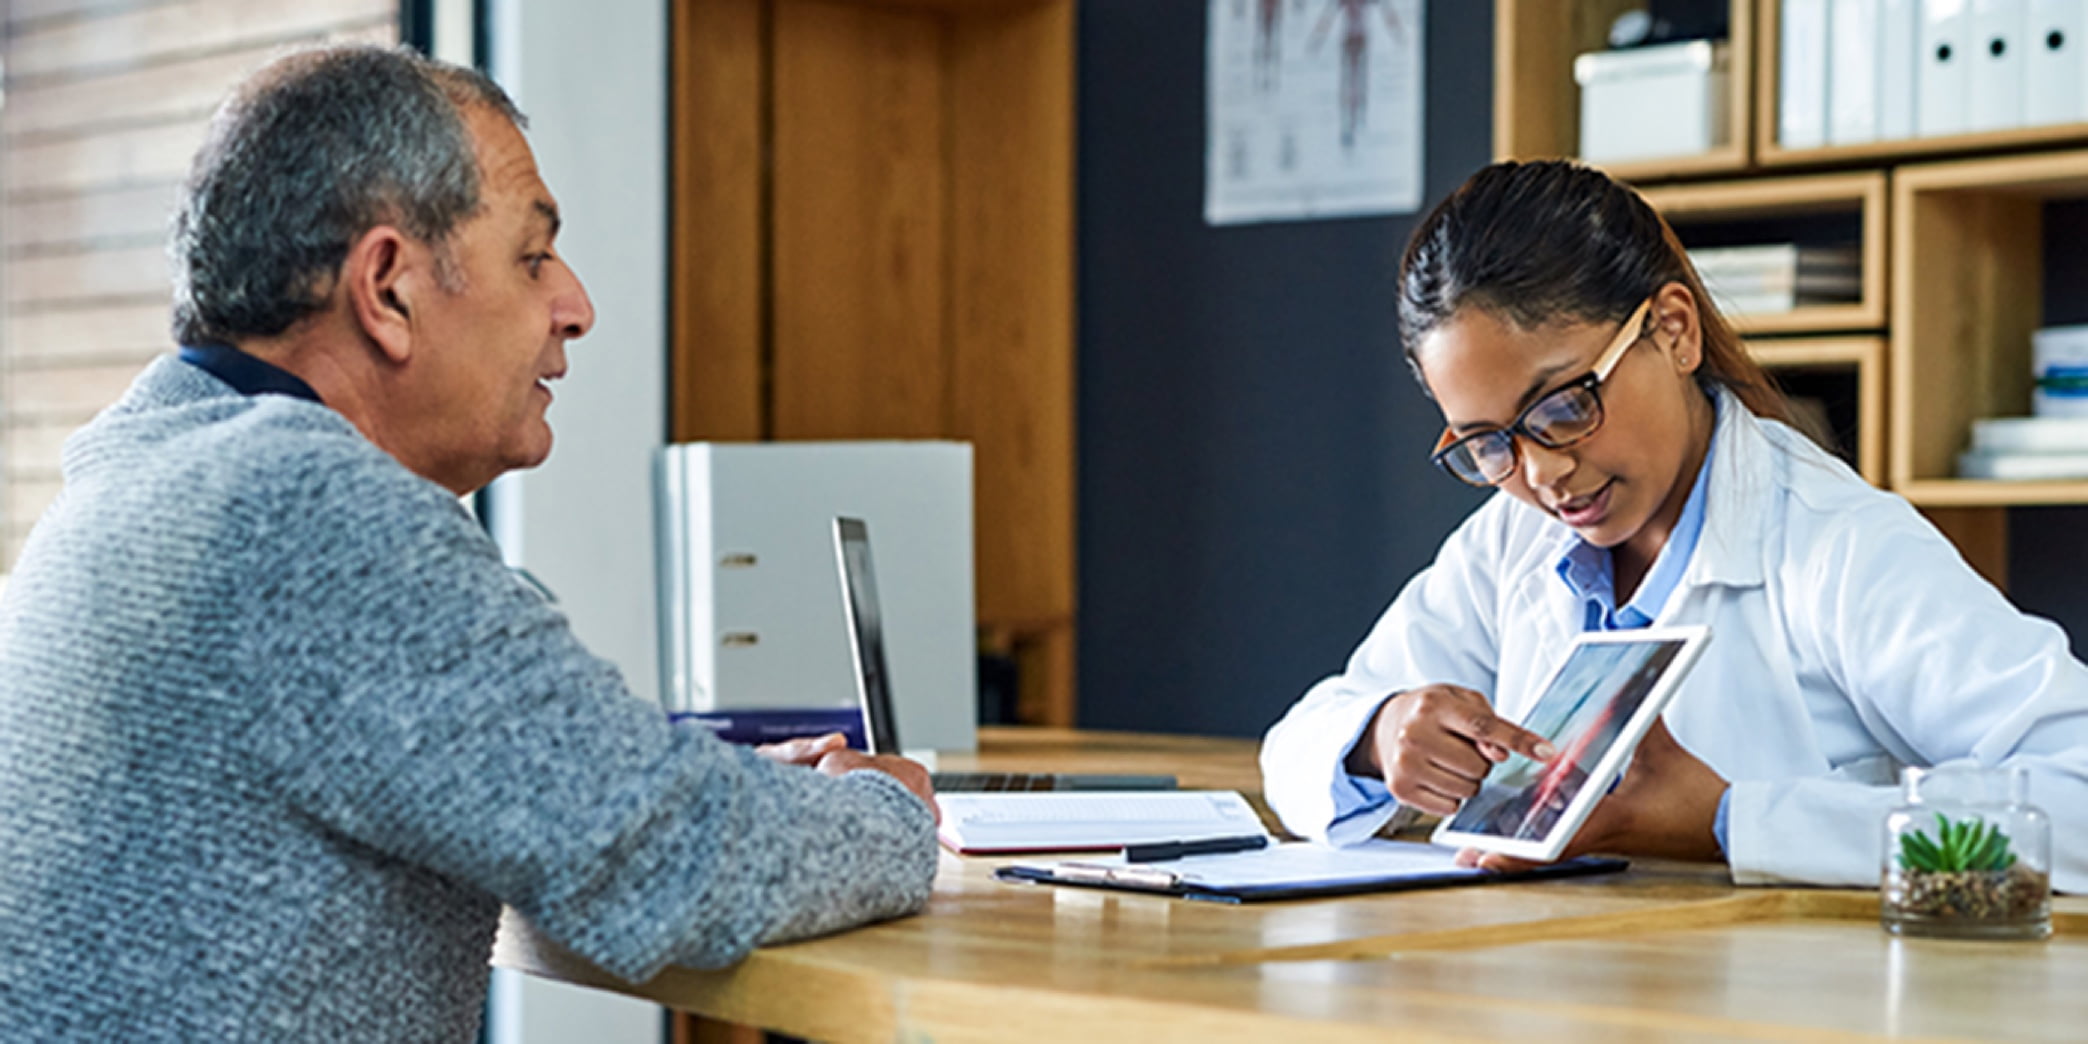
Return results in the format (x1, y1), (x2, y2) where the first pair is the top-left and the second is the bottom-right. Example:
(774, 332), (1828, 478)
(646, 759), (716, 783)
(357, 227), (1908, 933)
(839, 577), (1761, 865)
(930, 771), (1060, 792)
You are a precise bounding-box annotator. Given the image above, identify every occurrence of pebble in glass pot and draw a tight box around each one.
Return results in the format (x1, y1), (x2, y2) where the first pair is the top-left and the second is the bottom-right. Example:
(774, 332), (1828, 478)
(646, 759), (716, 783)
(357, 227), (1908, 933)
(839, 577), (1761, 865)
(1881, 765), (2051, 940)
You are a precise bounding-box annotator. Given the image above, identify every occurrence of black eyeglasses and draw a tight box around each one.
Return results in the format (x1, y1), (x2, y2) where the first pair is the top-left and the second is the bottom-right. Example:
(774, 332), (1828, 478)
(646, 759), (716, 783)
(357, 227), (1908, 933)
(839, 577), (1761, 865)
(1430, 298), (1654, 487)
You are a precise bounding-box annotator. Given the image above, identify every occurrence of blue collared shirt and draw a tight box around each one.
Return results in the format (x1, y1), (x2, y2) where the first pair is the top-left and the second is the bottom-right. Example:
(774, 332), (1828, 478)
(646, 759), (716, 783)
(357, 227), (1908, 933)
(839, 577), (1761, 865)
(1552, 392), (1730, 855)
(1553, 430), (1713, 633)
(178, 343), (323, 404)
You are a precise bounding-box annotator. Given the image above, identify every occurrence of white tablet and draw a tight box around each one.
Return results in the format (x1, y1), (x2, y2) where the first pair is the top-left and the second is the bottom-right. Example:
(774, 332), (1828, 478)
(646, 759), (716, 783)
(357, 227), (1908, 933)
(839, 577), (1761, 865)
(1431, 625), (1711, 863)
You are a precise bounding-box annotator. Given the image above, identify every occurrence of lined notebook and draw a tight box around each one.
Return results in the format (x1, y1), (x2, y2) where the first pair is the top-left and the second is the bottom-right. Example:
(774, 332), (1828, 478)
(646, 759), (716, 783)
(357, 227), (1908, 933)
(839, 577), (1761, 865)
(935, 790), (1268, 855)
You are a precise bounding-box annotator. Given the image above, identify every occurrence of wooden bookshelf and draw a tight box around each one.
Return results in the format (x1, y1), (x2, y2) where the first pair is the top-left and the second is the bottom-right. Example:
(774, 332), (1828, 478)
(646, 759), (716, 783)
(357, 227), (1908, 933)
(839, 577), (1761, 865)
(1640, 171), (1887, 335)
(1495, 3), (2088, 584)
(1890, 149), (2088, 507)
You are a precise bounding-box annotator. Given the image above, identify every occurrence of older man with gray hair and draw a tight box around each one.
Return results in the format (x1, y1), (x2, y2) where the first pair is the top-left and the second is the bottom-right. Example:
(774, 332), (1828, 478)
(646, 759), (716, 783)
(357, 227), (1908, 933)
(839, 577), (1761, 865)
(0, 44), (938, 1040)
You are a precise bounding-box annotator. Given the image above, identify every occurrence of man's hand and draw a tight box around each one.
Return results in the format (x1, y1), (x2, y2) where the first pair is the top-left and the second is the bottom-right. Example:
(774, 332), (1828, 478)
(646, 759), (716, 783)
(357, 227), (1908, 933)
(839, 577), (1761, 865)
(1457, 718), (1727, 872)
(814, 749), (940, 824)
(754, 732), (939, 824)
(1347, 684), (1558, 817)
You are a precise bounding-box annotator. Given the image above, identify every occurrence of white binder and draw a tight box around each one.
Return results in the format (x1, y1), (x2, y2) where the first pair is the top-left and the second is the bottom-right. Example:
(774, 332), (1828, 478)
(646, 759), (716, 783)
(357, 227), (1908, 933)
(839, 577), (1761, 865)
(1831, 0), (1885, 142)
(1920, 0), (1975, 135)
(2026, 0), (2085, 125)
(1778, 0), (1829, 147)
(1883, 0), (1925, 137)
(652, 441), (977, 752)
(1971, 0), (2029, 130)
(1783, 0), (1834, 147)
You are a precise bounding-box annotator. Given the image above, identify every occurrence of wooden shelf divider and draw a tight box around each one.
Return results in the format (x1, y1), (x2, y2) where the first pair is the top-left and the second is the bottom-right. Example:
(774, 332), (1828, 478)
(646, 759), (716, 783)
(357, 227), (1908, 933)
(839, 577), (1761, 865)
(1745, 335), (1886, 486)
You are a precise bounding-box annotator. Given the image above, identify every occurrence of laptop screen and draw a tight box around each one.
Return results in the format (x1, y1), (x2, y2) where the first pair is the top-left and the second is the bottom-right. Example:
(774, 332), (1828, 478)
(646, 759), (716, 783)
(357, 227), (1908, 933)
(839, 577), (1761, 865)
(833, 516), (902, 755)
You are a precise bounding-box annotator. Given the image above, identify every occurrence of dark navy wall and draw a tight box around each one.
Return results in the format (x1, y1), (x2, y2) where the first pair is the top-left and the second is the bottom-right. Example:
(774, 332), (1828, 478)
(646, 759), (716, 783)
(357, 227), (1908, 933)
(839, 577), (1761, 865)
(1076, 3), (1491, 737)
(2012, 508), (2088, 660)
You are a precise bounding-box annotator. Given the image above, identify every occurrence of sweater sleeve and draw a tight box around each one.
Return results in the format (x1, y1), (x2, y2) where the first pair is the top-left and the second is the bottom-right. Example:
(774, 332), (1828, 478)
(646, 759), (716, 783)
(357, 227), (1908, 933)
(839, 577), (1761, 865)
(228, 453), (937, 982)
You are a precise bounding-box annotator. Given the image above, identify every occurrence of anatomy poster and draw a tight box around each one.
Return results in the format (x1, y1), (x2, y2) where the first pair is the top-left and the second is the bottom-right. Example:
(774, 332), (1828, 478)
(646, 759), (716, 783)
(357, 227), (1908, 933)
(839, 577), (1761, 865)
(1205, 0), (1425, 225)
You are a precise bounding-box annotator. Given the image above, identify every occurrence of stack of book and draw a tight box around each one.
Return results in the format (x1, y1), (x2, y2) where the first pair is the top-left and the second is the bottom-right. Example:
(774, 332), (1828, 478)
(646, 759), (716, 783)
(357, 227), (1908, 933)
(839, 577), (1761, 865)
(1689, 243), (1861, 317)
(1956, 417), (2088, 481)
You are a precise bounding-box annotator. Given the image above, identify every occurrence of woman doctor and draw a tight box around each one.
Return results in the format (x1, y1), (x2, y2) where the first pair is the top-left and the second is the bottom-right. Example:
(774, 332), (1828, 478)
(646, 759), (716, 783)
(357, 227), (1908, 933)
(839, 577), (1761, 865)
(1260, 160), (2088, 889)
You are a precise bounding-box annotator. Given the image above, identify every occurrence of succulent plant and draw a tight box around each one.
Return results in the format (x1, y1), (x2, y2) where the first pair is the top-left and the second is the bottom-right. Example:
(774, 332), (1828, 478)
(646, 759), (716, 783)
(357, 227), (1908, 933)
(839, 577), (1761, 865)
(1897, 813), (2017, 874)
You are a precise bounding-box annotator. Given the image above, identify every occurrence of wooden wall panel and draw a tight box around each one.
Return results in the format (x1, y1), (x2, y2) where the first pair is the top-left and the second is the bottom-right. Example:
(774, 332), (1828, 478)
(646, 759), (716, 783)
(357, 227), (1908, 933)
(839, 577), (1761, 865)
(668, 0), (1078, 724)
(5, 30), (389, 139)
(769, 0), (948, 439)
(4, 362), (149, 421)
(6, 0), (169, 28)
(3, 121), (207, 195)
(7, 478), (64, 550)
(6, 420), (83, 478)
(1, 2), (400, 567)
(6, 244), (168, 304)
(6, 0), (394, 80)
(947, 4), (1075, 724)
(5, 302), (171, 367)
(671, 0), (766, 442)
(8, 181), (181, 248)
(947, 2), (1073, 623)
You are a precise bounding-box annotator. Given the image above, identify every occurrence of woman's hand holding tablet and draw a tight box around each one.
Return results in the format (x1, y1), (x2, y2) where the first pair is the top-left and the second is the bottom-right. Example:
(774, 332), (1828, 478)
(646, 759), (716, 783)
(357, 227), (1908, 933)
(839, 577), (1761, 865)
(1431, 626), (1715, 864)
(1455, 716), (1729, 873)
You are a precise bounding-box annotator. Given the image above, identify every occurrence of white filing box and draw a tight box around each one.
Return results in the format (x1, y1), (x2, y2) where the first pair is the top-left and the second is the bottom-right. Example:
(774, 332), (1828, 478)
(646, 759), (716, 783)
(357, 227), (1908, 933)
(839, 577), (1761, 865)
(1970, 0), (2029, 130)
(1784, 0), (1833, 147)
(654, 441), (977, 753)
(1883, 0), (1925, 137)
(1574, 40), (1730, 162)
(2026, 0), (2086, 125)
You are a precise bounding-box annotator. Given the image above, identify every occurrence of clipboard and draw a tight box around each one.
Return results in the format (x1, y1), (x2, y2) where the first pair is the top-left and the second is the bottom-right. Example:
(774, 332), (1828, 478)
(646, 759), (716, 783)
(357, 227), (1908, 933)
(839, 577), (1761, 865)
(994, 839), (1626, 903)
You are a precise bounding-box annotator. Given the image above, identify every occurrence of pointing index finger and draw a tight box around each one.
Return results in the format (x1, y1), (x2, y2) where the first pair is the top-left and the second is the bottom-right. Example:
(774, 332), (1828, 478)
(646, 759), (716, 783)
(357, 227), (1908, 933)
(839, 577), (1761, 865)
(1450, 705), (1558, 763)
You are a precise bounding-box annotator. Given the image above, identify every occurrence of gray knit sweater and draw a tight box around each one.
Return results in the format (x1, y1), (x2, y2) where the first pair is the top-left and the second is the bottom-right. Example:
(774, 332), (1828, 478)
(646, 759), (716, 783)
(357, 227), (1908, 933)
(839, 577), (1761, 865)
(0, 356), (938, 1041)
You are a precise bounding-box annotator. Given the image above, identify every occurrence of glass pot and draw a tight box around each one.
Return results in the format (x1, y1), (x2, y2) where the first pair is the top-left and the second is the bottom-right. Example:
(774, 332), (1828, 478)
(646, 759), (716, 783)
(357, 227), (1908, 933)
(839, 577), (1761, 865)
(1880, 765), (2051, 940)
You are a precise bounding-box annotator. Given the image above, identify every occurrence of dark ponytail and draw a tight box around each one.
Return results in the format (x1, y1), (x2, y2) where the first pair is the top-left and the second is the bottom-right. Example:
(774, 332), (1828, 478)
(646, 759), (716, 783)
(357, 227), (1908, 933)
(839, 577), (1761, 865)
(1398, 160), (1794, 425)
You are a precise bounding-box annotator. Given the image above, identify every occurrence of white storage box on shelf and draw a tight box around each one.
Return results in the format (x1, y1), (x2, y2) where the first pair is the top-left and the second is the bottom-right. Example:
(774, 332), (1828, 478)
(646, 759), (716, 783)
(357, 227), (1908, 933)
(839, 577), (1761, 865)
(1574, 39), (1731, 163)
(653, 441), (977, 753)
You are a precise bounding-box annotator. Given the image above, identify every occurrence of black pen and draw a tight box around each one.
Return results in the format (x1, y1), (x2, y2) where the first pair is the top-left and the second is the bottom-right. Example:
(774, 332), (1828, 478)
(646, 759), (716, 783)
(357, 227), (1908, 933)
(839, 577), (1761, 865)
(1122, 834), (1270, 863)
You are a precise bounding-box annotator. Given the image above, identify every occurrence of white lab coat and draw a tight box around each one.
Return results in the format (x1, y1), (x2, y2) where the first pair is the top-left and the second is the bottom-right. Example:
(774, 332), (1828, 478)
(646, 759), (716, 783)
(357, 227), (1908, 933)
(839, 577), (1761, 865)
(1261, 388), (2088, 890)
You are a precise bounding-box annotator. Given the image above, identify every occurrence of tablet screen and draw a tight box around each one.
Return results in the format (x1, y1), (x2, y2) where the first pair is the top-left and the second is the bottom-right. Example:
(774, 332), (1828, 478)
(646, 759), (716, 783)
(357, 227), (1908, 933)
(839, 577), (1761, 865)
(1432, 627), (1709, 862)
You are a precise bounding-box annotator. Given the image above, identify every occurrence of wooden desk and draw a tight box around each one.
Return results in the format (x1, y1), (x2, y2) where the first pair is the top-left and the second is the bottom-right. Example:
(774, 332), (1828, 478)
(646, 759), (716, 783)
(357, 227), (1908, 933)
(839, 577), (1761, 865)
(495, 728), (2088, 1042)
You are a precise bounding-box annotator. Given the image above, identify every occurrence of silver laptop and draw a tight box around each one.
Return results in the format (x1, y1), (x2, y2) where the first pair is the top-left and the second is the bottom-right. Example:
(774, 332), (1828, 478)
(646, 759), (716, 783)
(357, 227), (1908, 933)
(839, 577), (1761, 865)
(831, 516), (1174, 792)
